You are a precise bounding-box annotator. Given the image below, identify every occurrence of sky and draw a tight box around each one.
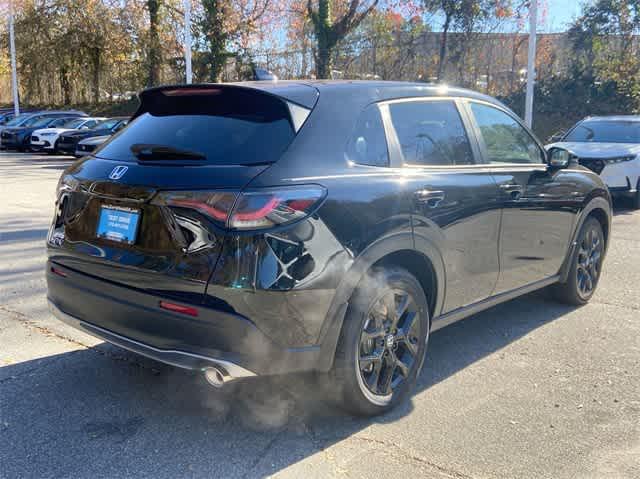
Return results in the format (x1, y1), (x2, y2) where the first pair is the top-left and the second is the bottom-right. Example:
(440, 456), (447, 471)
(424, 1), (588, 35)
(542, 0), (585, 32)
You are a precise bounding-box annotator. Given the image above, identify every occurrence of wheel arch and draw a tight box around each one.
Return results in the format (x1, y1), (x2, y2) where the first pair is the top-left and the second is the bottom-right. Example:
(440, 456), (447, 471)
(315, 231), (445, 372)
(559, 194), (612, 283)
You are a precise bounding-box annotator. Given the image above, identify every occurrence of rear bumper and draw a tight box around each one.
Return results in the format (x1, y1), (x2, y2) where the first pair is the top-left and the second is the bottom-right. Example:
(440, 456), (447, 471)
(46, 260), (326, 376)
(48, 299), (256, 377)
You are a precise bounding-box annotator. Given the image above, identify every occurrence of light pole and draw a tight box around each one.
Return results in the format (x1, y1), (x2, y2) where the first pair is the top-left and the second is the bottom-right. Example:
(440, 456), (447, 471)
(9, 2), (20, 115)
(524, 0), (537, 128)
(184, 0), (192, 84)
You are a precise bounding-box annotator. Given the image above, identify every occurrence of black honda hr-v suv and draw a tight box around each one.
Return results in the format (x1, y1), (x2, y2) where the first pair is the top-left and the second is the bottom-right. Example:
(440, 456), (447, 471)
(47, 81), (611, 415)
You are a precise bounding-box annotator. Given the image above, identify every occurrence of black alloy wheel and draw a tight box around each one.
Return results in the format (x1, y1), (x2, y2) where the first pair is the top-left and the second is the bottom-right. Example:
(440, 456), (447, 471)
(329, 268), (430, 416)
(357, 289), (421, 398)
(553, 217), (605, 305)
(575, 224), (603, 300)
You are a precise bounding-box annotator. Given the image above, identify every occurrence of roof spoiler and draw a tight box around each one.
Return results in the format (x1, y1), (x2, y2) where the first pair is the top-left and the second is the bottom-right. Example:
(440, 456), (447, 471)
(134, 83), (316, 133)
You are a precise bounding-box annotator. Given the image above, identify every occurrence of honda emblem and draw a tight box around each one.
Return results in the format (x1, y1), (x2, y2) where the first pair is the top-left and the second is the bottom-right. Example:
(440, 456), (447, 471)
(109, 165), (128, 180)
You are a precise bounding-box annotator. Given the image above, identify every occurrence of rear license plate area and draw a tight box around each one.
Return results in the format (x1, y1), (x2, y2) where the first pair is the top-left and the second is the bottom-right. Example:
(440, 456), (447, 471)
(96, 205), (141, 244)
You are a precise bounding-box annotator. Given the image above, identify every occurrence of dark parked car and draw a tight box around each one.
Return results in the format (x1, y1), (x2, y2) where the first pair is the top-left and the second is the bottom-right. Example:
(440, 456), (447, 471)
(0, 110), (17, 125)
(47, 82), (611, 416)
(1, 112), (86, 151)
(0, 109), (38, 126)
(57, 117), (129, 156)
(74, 135), (110, 157)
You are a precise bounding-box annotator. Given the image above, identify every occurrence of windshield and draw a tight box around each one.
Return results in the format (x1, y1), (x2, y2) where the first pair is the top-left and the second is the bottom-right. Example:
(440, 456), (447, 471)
(62, 118), (85, 128)
(95, 119), (120, 130)
(30, 117), (57, 127)
(564, 120), (640, 143)
(6, 114), (32, 126)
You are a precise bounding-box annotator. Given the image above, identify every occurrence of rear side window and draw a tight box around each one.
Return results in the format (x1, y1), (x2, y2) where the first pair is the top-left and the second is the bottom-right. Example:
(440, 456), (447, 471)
(96, 88), (296, 165)
(470, 102), (544, 164)
(389, 100), (474, 166)
(346, 104), (389, 167)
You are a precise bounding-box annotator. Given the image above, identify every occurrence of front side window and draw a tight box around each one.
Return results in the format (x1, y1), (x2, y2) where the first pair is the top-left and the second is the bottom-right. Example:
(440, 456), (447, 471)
(346, 104), (389, 167)
(388, 100), (474, 166)
(470, 102), (544, 164)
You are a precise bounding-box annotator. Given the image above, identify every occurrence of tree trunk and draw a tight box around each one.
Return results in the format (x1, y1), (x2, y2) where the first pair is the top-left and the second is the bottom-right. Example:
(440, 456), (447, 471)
(316, 44), (333, 79)
(60, 65), (72, 106)
(202, 0), (227, 82)
(92, 48), (101, 104)
(147, 0), (161, 87)
(314, 0), (334, 79)
(437, 14), (451, 82)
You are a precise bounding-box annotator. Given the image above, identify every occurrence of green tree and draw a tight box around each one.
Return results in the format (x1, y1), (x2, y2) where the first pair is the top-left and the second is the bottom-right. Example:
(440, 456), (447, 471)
(569, 0), (640, 109)
(424, 0), (506, 82)
(195, 0), (273, 82)
(146, 0), (162, 86)
(307, 0), (379, 79)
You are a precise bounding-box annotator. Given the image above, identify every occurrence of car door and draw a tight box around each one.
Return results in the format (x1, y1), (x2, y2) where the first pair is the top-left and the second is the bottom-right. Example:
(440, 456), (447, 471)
(464, 100), (579, 294)
(382, 98), (502, 313)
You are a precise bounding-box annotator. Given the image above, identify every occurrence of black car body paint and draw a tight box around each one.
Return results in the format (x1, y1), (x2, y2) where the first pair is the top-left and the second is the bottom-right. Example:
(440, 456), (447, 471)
(46, 81), (612, 379)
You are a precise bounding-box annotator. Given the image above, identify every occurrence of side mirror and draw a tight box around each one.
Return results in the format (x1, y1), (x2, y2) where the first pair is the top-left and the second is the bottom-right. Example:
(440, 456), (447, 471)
(547, 147), (571, 168)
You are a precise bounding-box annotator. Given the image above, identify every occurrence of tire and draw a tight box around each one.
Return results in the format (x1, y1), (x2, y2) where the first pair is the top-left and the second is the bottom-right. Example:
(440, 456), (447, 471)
(634, 182), (640, 210)
(328, 267), (430, 416)
(553, 217), (605, 305)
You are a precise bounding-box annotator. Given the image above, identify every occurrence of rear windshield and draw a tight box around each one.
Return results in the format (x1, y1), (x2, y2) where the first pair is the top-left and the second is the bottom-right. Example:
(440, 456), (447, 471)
(96, 88), (296, 165)
(565, 120), (640, 143)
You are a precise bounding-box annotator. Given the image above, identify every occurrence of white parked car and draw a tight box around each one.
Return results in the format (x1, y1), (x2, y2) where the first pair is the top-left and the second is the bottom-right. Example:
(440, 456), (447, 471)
(547, 115), (640, 209)
(30, 117), (105, 153)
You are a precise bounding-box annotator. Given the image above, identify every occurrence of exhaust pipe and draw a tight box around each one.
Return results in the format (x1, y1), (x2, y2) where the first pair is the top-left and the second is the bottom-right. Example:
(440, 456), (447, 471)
(204, 366), (230, 388)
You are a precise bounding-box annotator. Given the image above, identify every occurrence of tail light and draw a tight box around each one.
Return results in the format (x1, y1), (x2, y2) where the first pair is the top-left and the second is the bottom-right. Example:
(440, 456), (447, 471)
(55, 174), (79, 197)
(152, 185), (326, 231)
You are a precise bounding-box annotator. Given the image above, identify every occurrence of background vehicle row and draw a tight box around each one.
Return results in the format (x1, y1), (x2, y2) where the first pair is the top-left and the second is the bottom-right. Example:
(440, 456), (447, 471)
(0, 112), (128, 156)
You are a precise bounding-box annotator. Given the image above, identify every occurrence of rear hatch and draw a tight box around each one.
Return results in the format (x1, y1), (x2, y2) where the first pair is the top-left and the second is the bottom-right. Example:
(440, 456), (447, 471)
(48, 83), (317, 302)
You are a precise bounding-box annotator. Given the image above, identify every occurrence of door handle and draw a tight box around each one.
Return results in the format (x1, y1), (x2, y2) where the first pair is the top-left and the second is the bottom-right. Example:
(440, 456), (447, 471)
(499, 183), (524, 200)
(414, 189), (445, 208)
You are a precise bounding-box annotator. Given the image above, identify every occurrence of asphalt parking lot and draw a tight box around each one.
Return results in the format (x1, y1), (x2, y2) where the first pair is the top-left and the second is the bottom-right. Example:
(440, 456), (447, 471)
(0, 151), (638, 479)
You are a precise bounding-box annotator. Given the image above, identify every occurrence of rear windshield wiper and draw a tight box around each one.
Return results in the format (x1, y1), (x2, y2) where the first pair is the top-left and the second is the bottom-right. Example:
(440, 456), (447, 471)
(130, 144), (206, 161)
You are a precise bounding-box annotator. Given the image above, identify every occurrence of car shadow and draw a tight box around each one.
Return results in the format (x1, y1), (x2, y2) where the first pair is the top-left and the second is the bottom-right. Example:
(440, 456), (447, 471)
(0, 289), (575, 478)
